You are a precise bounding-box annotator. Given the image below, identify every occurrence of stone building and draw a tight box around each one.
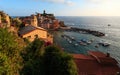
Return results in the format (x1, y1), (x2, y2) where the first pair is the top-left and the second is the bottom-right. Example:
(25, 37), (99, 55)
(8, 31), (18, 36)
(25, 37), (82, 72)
(19, 10), (60, 29)
(31, 14), (38, 27)
(52, 19), (60, 29)
(0, 15), (1, 23)
(19, 25), (47, 41)
(20, 14), (38, 27)
(5, 14), (10, 27)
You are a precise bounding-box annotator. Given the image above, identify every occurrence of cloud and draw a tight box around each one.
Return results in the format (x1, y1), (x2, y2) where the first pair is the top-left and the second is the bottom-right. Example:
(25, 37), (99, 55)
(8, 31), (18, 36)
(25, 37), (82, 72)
(65, 0), (75, 6)
(85, 0), (109, 3)
(40, 0), (64, 3)
(37, 0), (75, 6)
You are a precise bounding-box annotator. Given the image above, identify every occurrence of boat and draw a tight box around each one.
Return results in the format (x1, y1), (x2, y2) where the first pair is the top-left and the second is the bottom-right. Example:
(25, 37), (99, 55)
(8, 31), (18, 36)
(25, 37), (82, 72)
(86, 41), (91, 44)
(90, 38), (94, 42)
(71, 36), (75, 41)
(95, 45), (99, 48)
(81, 39), (91, 44)
(74, 43), (78, 46)
(79, 41), (87, 46)
(68, 40), (72, 44)
(102, 42), (110, 47)
(98, 41), (110, 47)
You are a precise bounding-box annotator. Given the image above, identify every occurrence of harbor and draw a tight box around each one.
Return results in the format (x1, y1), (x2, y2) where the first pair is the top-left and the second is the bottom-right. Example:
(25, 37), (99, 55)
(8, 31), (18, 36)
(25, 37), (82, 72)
(60, 27), (105, 37)
(56, 16), (120, 63)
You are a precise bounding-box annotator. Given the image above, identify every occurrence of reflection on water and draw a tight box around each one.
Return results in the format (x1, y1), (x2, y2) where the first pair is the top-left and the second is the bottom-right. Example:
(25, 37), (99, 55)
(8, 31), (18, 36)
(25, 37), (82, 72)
(55, 16), (120, 63)
(53, 30), (120, 63)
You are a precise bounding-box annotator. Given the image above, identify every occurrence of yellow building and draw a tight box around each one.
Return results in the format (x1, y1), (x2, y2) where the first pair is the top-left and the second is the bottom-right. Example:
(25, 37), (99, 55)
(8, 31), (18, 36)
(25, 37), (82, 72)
(31, 14), (38, 27)
(0, 15), (1, 23)
(5, 14), (10, 27)
(19, 25), (47, 42)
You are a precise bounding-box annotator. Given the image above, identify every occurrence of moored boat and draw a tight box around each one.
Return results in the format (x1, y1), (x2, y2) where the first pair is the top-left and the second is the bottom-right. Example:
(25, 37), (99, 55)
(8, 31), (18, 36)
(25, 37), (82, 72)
(98, 41), (110, 47)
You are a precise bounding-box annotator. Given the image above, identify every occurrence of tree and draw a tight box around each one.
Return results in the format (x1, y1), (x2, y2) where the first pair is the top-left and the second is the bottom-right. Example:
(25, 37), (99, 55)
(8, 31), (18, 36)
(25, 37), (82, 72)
(43, 45), (78, 75)
(22, 38), (44, 61)
(21, 40), (78, 75)
(0, 28), (23, 75)
(12, 18), (22, 28)
(0, 53), (10, 75)
(21, 38), (44, 75)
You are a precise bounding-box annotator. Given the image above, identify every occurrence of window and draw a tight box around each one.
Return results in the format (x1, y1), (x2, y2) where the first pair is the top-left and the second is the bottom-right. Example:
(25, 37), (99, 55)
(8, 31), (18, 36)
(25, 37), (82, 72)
(27, 36), (31, 38)
(34, 34), (38, 38)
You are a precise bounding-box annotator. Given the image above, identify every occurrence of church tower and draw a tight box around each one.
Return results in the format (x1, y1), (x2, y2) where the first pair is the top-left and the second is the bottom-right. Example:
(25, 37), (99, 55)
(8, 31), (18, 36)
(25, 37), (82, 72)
(43, 10), (46, 14)
(5, 14), (10, 27)
(31, 14), (38, 27)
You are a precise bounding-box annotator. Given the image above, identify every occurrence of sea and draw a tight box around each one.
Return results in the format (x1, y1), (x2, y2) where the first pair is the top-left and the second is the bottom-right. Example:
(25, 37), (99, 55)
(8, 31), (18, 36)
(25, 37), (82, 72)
(54, 16), (120, 64)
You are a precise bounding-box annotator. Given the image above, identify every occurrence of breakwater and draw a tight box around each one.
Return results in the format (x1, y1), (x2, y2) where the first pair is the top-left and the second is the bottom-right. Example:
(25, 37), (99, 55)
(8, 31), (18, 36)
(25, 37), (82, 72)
(60, 27), (105, 37)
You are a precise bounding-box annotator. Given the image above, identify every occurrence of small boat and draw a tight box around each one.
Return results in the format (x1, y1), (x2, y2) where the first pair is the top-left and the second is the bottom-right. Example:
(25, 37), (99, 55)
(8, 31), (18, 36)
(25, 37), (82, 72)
(90, 38), (94, 42)
(79, 41), (87, 46)
(95, 45), (99, 48)
(81, 39), (91, 44)
(71, 36), (75, 41)
(74, 43), (78, 46)
(98, 41), (110, 47)
(102, 42), (110, 47)
(68, 41), (72, 44)
(86, 41), (91, 44)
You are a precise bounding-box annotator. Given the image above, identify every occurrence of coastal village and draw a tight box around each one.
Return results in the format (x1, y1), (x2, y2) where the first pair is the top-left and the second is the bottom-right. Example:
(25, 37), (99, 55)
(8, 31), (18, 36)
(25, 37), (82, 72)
(0, 10), (120, 75)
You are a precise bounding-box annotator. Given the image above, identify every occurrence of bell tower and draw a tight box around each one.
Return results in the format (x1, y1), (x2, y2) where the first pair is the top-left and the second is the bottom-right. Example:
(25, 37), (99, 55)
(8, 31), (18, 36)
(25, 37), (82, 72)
(31, 14), (38, 27)
(5, 14), (10, 27)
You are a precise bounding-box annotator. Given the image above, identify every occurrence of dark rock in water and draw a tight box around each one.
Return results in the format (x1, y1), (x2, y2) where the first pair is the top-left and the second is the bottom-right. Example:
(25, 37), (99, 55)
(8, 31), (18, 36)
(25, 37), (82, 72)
(70, 27), (105, 37)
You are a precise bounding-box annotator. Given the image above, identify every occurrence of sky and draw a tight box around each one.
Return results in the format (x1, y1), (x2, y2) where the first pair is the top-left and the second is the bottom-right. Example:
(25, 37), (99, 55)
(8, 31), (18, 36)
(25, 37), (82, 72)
(0, 0), (120, 16)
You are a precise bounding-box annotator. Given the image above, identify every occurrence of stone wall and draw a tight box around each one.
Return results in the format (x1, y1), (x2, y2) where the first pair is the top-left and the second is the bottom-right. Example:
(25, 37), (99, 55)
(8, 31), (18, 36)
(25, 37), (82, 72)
(22, 29), (47, 41)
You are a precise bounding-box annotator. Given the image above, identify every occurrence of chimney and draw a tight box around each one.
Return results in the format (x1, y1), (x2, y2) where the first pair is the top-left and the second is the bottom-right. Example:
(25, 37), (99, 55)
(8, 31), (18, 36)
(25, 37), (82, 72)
(106, 53), (110, 57)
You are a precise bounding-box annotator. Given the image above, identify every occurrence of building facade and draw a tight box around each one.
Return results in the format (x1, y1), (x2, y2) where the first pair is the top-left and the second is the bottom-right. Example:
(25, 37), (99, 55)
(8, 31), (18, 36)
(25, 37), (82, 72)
(19, 25), (47, 42)
(5, 14), (10, 27)
(20, 11), (60, 30)
(0, 15), (1, 23)
(31, 14), (38, 27)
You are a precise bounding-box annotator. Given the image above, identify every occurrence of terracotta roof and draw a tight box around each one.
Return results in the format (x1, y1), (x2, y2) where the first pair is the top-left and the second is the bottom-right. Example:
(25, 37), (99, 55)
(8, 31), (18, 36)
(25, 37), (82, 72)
(73, 54), (94, 60)
(88, 51), (107, 57)
(73, 51), (120, 75)
(88, 51), (118, 65)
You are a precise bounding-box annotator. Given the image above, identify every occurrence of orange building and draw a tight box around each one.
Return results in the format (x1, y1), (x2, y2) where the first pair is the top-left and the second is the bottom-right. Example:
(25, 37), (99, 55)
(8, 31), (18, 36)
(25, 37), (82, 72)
(52, 19), (60, 29)
(19, 25), (47, 41)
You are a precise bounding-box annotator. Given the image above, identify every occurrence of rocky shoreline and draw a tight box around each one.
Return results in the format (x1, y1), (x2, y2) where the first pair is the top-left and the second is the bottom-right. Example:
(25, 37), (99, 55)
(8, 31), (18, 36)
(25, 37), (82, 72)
(60, 27), (105, 37)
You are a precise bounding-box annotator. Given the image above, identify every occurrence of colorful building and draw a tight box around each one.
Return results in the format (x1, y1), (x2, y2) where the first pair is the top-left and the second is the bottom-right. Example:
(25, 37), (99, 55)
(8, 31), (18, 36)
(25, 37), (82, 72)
(20, 11), (60, 29)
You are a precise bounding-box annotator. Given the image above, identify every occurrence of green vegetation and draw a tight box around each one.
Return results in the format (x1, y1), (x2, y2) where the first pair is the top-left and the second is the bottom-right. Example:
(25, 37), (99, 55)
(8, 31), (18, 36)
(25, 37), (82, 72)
(12, 18), (22, 28)
(21, 38), (44, 75)
(0, 28), (23, 75)
(0, 28), (78, 75)
(43, 45), (78, 75)
(21, 39), (78, 75)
